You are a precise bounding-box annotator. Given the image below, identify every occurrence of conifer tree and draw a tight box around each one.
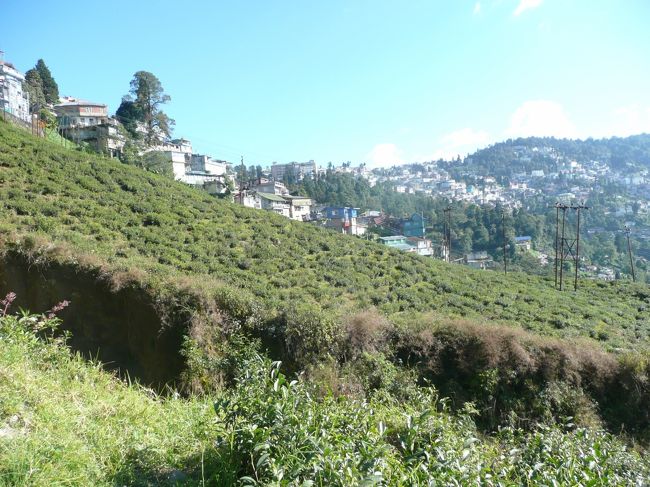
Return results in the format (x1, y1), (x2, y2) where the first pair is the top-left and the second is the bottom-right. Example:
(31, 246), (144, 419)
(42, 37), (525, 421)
(34, 59), (59, 105)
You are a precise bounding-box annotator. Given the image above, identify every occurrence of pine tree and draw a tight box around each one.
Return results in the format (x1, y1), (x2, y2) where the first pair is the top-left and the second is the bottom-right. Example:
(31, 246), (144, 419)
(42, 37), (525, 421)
(34, 59), (59, 105)
(128, 71), (174, 145)
(23, 69), (46, 113)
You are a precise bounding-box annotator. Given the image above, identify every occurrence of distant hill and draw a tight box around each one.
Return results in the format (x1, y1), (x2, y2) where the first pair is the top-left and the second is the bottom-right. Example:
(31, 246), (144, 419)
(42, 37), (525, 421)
(450, 134), (650, 177)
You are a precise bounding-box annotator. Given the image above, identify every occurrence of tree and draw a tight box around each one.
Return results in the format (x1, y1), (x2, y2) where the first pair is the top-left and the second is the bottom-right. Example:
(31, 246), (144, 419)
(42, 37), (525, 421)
(23, 69), (46, 113)
(237, 163), (248, 185)
(120, 144), (172, 177)
(115, 96), (144, 139)
(128, 71), (174, 145)
(34, 59), (59, 104)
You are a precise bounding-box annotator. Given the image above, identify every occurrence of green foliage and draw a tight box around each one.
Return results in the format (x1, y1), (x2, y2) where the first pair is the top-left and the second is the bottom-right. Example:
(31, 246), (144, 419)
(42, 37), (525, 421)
(0, 309), (217, 486)
(1, 120), (650, 440)
(126, 71), (174, 145)
(34, 59), (59, 105)
(115, 97), (144, 139)
(208, 357), (649, 485)
(2, 310), (648, 485)
(23, 69), (46, 113)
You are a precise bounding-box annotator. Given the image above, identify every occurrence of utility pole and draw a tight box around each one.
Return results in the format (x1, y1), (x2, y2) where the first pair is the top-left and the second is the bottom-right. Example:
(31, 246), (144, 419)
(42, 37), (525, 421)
(443, 206), (452, 263)
(560, 205), (567, 291)
(625, 226), (636, 282)
(502, 211), (507, 275)
(574, 205), (583, 292)
(554, 203), (560, 287)
(239, 155), (244, 204)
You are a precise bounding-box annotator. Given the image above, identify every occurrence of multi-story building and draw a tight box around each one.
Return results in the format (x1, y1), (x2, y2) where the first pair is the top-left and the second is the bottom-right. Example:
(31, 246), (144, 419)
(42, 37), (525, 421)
(54, 97), (125, 157)
(271, 160), (318, 181)
(324, 207), (365, 235)
(190, 154), (229, 176)
(55, 97), (109, 127)
(0, 56), (30, 123)
(283, 195), (313, 221)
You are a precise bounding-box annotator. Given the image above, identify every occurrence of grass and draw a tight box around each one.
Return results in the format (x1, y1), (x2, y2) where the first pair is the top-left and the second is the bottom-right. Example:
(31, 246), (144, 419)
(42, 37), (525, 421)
(0, 311), (216, 486)
(1, 311), (649, 486)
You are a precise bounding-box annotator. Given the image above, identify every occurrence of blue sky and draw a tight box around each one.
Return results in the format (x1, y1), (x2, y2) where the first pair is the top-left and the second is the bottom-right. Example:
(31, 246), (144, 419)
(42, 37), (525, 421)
(2, 0), (649, 167)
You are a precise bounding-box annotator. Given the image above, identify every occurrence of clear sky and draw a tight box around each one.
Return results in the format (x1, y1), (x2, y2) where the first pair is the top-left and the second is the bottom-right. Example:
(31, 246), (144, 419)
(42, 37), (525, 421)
(2, 1), (649, 167)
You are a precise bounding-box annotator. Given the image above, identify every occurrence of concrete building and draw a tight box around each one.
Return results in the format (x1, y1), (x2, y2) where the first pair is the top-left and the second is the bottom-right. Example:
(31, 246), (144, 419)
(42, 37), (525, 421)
(0, 56), (30, 123)
(514, 236), (532, 251)
(258, 192), (291, 218)
(402, 213), (426, 237)
(283, 195), (313, 221)
(55, 97), (109, 127)
(271, 160), (318, 181)
(190, 154), (229, 176)
(250, 180), (289, 195)
(324, 207), (366, 235)
(54, 97), (125, 156)
(406, 237), (434, 256)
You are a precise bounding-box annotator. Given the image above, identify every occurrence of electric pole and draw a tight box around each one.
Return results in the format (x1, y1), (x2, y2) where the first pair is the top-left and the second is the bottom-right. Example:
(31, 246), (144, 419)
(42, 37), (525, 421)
(625, 226), (636, 282)
(554, 203), (562, 287)
(443, 206), (452, 263)
(502, 210), (507, 275)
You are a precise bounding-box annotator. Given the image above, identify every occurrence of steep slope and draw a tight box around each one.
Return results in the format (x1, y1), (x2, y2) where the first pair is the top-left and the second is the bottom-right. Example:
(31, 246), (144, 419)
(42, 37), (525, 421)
(0, 120), (647, 351)
(1, 120), (649, 439)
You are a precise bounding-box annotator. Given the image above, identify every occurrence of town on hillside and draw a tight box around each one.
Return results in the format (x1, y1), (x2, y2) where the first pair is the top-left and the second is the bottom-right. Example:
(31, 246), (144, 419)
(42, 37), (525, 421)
(2, 51), (648, 283)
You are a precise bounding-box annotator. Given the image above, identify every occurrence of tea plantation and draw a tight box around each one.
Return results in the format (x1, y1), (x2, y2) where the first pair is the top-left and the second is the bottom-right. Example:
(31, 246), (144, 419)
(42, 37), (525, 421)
(1, 119), (650, 484)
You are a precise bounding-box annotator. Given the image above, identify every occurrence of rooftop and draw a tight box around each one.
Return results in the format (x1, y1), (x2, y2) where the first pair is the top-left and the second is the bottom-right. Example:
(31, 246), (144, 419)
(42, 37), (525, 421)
(55, 97), (107, 108)
(257, 192), (287, 203)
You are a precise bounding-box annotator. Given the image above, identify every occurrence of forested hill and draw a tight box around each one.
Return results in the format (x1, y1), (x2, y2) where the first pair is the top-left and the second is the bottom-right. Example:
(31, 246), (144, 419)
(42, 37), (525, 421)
(444, 134), (650, 177)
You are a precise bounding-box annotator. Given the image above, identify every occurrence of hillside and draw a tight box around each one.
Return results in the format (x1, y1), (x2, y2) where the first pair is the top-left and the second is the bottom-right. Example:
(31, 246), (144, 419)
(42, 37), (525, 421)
(451, 134), (650, 177)
(0, 121), (647, 349)
(0, 119), (650, 440)
(2, 310), (648, 485)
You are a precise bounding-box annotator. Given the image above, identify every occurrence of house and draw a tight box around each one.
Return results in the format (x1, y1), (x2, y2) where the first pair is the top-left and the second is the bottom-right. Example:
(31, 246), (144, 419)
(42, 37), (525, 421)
(257, 192), (291, 218)
(249, 180), (289, 195)
(379, 236), (416, 253)
(283, 195), (313, 221)
(406, 237), (434, 256)
(465, 251), (493, 270)
(0, 56), (30, 123)
(514, 236), (532, 251)
(402, 213), (426, 237)
(54, 97), (125, 156)
(55, 97), (109, 127)
(190, 154), (229, 176)
(324, 207), (365, 235)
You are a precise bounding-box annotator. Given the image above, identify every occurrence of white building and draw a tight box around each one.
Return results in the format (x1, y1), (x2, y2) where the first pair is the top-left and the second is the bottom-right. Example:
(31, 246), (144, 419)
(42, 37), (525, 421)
(270, 160), (318, 181)
(240, 191), (312, 221)
(0, 56), (30, 123)
(55, 97), (108, 127)
(190, 154), (229, 176)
